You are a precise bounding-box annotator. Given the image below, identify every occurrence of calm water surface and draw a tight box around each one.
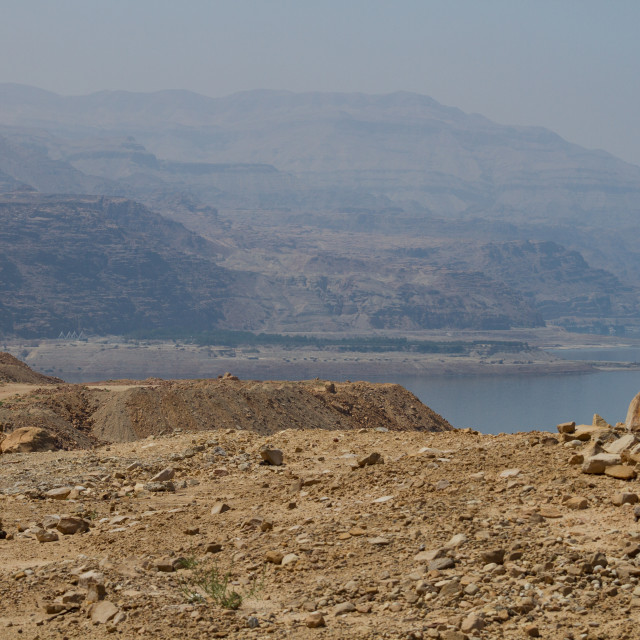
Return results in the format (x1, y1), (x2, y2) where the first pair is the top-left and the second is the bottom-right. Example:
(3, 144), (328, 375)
(368, 370), (640, 434)
(364, 346), (640, 434)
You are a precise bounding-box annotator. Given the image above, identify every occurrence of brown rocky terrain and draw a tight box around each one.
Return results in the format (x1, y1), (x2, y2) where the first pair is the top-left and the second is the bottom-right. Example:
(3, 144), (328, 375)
(0, 376), (452, 450)
(2, 404), (640, 638)
(1, 356), (640, 638)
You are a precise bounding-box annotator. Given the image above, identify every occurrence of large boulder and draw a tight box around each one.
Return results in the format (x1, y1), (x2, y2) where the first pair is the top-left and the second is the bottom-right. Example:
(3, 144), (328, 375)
(0, 427), (58, 454)
(626, 392), (640, 431)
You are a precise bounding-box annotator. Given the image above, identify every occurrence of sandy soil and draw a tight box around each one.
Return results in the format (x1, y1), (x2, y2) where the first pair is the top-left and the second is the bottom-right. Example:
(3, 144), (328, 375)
(1, 425), (640, 639)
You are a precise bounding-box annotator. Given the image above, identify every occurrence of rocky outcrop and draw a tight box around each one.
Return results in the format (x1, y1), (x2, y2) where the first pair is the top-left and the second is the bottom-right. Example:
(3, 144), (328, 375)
(0, 426), (58, 453)
(626, 391), (640, 431)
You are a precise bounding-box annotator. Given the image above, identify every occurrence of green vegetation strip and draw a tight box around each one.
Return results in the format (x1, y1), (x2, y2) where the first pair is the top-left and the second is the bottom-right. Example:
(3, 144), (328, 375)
(126, 329), (529, 355)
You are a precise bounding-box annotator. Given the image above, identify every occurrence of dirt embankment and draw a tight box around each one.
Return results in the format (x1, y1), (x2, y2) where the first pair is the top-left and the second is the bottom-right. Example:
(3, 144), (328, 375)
(0, 377), (453, 450)
(0, 352), (62, 384)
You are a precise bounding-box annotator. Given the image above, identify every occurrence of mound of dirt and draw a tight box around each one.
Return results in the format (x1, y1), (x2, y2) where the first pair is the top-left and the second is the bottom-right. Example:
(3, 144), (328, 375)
(90, 377), (453, 442)
(0, 378), (452, 449)
(0, 352), (63, 384)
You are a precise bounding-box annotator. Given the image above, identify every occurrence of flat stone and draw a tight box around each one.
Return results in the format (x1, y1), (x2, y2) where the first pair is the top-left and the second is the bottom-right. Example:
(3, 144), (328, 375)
(90, 600), (119, 624)
(439, 579), (461, 597)
(461, 612), (485, 632)
(143, 481), (175, 492)
(61, 591), (85, 604)
(582, 453), (621, 474)
(539, 505), (563, 519)
(42, 515), (61, 529)
(499, 468), (521, 479)
(444, 533), (467, 549)
(45, 487), (72, 500)
(605, 465), (637, 480)
(281, 553), (299, 566)
(367, 537), (390, 545)
(605, 434), (638, 455)
(154, 558), (176, 572)
(150, 468), (175, 482)
(43, 602), (66, 614)
(428, 557), (455, 571)
(78, 571), (105, 589)
(414, 548), (446, 562)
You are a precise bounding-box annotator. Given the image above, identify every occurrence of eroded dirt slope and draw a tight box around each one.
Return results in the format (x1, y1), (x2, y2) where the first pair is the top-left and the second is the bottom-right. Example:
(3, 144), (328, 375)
(0, 377), (452, 449)
(0, 352), (62, 384)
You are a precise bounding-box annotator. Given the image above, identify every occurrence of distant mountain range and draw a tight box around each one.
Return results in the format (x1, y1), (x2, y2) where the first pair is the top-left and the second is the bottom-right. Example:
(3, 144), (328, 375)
(0, 84), (639, 337)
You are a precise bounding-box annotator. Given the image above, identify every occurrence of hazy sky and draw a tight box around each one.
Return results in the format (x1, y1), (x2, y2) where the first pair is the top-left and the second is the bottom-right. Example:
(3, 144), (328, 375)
(2, 1), (639, 165)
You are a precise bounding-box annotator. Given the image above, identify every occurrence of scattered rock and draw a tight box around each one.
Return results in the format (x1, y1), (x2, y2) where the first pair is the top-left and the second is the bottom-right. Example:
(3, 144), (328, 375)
(565, 497), (589, 510)
(306, 611), (325, 628)
(604, 465), (637, 480)
(260, 446), (284, 466)
(45, 487), (72, 500)
(557, 421), (576, 434)
(211, 502), (231, 515)
(151, 468), (175, 482)
(333, 601), (356, 616)
(265, 551), (284, 564)
(358, 452), (383, 467)
(612, 492), (639, 506)
(481, 548), (506, 564)
(582, 453), (621, 474)
(90, 600), (119, 624)
(35, 529), (59, 543)
(56, 517), (90, 535)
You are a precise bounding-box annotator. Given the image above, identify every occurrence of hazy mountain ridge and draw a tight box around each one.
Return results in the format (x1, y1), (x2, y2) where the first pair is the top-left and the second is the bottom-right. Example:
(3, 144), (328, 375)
(1, 85), (640, 336)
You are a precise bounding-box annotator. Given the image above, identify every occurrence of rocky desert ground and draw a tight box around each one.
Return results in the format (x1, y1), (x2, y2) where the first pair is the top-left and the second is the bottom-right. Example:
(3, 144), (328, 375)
(2, 354), (640, 639)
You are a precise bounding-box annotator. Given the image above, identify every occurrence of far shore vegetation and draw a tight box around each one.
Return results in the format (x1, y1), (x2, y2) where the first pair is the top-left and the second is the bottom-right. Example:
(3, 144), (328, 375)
(125, 329), (530, 355)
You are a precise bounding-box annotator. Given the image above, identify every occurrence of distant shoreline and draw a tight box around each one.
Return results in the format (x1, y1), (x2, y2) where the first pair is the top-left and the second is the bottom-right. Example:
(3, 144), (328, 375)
(1, 336), (607, 383)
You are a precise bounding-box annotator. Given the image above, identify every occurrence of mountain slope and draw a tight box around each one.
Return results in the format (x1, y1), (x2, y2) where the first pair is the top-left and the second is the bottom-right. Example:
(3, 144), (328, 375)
(2, 85), (640, 225)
